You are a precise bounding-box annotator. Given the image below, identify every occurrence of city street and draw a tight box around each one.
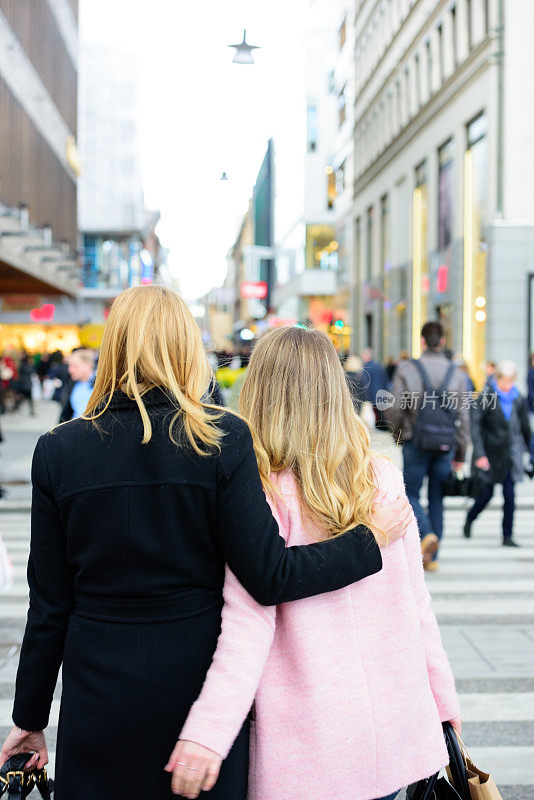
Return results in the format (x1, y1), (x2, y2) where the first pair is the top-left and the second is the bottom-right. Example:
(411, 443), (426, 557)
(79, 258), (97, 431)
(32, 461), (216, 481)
(0, 403), (533, 798)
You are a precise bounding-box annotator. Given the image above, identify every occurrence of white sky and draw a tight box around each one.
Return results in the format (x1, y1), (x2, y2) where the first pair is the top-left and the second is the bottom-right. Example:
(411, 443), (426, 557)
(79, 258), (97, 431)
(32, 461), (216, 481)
(80, 0), (307, 301)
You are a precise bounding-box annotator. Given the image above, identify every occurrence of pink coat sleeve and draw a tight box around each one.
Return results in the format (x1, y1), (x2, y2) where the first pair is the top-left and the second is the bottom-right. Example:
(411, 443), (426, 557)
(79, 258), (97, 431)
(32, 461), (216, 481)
(178, 490), (289, 758)
(392, 463), (461, 723)
(179, 567), (276, 758)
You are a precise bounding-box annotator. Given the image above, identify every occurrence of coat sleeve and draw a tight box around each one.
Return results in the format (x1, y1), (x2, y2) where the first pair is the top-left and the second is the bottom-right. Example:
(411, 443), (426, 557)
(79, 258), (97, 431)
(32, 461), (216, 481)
(393, 465), (460, 723)
(217, 422), (382, 605)
(179, 566), (276, 757)
(12, 436), (74, 731)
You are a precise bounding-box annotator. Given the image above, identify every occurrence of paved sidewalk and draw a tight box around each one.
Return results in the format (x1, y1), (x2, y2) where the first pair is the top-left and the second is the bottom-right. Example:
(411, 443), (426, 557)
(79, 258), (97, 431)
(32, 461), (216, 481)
(1, 405), (533, 798)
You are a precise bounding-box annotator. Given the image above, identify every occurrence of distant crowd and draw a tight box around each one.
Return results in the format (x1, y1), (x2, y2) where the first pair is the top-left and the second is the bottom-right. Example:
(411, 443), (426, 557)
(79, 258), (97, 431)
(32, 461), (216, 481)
(2, 327), (534, 560)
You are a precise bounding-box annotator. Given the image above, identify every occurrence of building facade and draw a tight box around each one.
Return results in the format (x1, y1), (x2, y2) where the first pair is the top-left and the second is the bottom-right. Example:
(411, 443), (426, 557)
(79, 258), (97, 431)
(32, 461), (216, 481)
(77, 42), (166, 329)
(273, 0), (345, 337)
(0, 0), (81, 353)
(347, 0), (534, 388)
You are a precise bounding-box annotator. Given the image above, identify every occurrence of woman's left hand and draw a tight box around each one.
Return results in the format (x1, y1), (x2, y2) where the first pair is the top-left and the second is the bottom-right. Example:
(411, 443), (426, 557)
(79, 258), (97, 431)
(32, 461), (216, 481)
(0, 726), (48, 769)
(371, 496), (414, 547)
(165, 739), (222, 798)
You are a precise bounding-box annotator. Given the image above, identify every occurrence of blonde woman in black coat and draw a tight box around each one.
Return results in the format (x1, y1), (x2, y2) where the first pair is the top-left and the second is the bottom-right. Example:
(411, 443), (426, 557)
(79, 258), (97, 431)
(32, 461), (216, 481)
(0, 286), (411, 800)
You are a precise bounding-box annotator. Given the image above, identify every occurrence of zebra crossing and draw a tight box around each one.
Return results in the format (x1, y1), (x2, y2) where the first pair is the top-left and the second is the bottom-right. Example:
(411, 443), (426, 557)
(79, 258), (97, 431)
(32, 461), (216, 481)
(0, 408), (533, 798)
(0, 507), (533, 798)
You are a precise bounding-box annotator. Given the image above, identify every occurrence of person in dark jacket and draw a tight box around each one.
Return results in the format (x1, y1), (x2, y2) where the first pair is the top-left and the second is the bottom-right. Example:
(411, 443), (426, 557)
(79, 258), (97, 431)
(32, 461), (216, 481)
(527, 353), (534, 459)
(58, 349), (95, 423)
(16, 353), (35, 416)
(0, 286), (411, 800)
(344, 354), (367, 415)
(386, 322), (469, 570)
(361, 348), (389, 429)
(464, 360), (531, 547)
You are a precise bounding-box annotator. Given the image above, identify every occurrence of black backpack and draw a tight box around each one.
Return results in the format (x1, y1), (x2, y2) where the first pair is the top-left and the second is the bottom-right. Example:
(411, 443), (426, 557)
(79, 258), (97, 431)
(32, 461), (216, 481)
(412, 359), (458, 453)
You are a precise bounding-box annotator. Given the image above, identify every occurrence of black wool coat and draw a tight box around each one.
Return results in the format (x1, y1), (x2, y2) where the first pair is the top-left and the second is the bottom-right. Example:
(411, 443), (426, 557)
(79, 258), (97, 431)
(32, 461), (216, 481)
(12, 389), (382, 800)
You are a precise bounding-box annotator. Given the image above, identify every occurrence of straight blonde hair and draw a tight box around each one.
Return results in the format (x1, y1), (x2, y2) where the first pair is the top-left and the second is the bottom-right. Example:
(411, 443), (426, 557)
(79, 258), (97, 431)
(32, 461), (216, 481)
(239, 327), (379, 539)
(83, 285), (223, 454)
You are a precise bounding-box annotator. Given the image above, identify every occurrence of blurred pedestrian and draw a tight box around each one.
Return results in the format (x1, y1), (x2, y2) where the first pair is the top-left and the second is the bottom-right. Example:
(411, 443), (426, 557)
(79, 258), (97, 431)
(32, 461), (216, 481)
(387, 321), (470, 570)
(0, 352), (18, 412)
(36, 353), (51, 384)
(50, 352), (70, 405)
(457, 360), (476, 393)
(527, 353), (534, 460)
(385, 356), (397, 382)
(59, 349), (96, 423)
(344, 354), (367, 414)
(361, 348), (389, 429)
(0, 418), (4, 501)
(16, 353), (36, 416)
(464, 360), (531, 547)
(485, 360), (497, 386)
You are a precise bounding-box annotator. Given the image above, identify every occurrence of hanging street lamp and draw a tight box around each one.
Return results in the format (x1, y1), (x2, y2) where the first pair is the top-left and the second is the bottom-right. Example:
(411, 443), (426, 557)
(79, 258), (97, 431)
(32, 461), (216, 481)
(228, 29), (260, 64)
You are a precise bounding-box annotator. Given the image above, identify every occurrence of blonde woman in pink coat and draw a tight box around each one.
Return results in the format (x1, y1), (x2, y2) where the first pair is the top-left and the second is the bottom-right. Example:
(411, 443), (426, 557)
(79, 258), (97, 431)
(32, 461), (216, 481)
(168, 327), (461, 800)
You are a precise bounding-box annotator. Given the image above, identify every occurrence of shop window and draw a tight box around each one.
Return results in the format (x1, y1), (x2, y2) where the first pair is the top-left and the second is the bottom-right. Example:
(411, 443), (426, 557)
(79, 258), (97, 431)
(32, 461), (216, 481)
(450, 4), (458, 68)
(466, 0), (472, 50)
(366, 206), (374, 281)
(467, 111), (488, 240)
(426, 39), (433, 97)
(414, 53), (421, 108)
(415, 159), (427, 188)
(339, 84), (346, 127)
(327, 169), (336, 209)
(307, 103), (318, 152)
(306, 224), (338, 270)
(437, 23), (444, 83)
(438, 138), (454, 250)
(339, 14), (347, 50)
(335, 161), (345, 195)
(404, 65), (411, 119)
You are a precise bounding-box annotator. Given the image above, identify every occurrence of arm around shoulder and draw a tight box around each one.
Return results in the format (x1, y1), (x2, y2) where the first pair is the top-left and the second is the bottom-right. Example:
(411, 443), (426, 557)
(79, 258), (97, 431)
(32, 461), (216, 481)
(216, 417), (382, 605)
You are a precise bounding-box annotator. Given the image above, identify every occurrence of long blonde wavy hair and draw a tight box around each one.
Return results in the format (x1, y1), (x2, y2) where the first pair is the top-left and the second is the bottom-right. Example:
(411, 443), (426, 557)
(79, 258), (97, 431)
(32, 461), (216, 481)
(83, 285), (223, 454)
(239, 326), (379, 539)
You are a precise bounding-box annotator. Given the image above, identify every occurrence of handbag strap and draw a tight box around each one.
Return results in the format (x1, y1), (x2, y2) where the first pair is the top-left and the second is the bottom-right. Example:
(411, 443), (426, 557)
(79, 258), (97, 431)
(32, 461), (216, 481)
(443, 722), (470, 800)
(410, 771), (439, 800)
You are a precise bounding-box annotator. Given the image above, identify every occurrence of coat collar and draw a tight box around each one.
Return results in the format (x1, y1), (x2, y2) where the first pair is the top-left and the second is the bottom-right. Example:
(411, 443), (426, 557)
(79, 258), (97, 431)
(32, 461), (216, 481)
(104, 387), (176, 410)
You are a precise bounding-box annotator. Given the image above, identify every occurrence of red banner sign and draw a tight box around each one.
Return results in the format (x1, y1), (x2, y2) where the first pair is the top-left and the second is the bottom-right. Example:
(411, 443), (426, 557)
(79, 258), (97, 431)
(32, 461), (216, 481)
(240, 281), (268, 300)
(30, 303), (56, 322)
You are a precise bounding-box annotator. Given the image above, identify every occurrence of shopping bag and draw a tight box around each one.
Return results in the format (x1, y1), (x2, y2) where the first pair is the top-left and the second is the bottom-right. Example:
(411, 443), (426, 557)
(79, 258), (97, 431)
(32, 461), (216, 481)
(465, 758), (503, 800)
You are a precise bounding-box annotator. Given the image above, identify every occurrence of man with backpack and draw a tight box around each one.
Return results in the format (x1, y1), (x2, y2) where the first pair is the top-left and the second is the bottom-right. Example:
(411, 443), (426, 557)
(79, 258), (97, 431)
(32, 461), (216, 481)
(387, 322), (470, 570)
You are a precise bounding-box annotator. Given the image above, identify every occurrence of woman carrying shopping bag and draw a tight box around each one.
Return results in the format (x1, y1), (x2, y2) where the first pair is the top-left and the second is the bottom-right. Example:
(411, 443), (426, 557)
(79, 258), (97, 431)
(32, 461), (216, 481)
(170, 327), (461, 800)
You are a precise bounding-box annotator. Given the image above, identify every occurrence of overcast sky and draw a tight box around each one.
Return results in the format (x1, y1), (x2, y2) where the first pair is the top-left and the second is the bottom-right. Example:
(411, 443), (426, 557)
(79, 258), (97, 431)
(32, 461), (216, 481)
(80, 0), (307, 301)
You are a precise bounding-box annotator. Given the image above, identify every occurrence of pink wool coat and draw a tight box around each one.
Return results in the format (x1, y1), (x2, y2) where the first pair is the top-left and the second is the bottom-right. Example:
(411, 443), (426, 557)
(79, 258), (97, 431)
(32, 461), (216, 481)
(180, 457), (461, 800)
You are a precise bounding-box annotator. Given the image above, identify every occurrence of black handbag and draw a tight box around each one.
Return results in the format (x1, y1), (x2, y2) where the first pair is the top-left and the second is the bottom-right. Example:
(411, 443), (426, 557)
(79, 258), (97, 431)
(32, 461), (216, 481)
(410, 723), (470, 800)
(0, 753), (53, 799)
(442, 472), (471, 497)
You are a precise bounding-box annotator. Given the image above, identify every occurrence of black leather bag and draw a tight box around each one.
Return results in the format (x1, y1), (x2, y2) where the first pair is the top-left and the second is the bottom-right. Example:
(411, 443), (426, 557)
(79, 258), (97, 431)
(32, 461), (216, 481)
(0, 753), (53, 799)
(410, 723), (470, 800)
(442, 472), (471, 497)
